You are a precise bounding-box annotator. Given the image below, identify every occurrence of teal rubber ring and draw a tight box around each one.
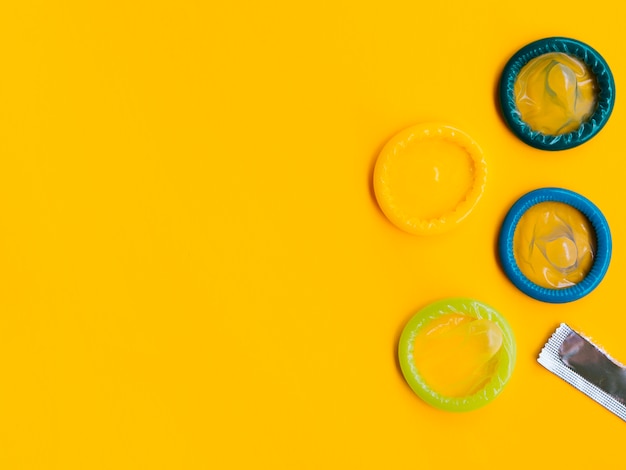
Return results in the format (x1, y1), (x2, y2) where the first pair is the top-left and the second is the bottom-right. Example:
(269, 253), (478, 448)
(398, 298), (516, 412)
(499, 37), (615, 150)
(498, 188), (612, 303)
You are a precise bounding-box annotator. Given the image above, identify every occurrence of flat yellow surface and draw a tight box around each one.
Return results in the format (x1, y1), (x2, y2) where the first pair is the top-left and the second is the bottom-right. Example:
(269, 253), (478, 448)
(1, 1), (625, 468)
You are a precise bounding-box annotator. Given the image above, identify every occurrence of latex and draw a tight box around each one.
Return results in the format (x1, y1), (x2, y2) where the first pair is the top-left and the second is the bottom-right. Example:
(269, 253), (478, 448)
(514, 52), (597, 135)
(374, 124), (487, 235)
(411, 314), (503, 397)
(383, 138), (474, 220)
(514, 202), (595, 288)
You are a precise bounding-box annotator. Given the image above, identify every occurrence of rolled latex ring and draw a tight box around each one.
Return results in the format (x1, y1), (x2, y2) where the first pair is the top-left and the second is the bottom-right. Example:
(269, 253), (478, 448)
(398, 298), (516, 412)
(498, 188), (612, 303)
(373, 123), (487, 235)
(499, 37), (615, 150)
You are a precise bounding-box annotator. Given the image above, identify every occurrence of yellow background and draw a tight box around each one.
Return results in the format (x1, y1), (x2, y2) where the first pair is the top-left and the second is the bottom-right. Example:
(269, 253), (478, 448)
(1, 1), (625, 468)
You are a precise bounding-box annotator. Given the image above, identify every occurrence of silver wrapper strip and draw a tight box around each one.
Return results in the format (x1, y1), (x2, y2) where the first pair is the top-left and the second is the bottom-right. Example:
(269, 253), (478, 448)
(538, 323), (626, 421)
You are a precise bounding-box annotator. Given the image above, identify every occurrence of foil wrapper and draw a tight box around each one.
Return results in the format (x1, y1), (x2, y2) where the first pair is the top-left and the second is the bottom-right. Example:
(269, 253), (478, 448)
(538, 323), (626, 421)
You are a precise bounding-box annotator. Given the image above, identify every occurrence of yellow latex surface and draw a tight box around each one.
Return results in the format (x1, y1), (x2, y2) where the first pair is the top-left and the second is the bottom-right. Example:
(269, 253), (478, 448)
(514, 202), (595, 288)
(514, 52), (597, 135)
(373, 124), (486, 234)
(2, 1), (626, 469)
(412, 314), (503, 397)
(384, 138), (473, 220)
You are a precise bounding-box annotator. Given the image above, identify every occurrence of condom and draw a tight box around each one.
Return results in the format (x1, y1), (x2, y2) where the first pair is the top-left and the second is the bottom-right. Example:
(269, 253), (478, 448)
(499, 188), (611, 303)
(398, 298), (516, 412)
(514, 201), (595, 289)
(499, 37), (615, 150)
(373, 123), (486, 235)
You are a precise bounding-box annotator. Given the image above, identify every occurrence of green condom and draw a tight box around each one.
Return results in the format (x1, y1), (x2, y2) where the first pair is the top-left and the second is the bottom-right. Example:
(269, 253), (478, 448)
(398, 298), (516, 412)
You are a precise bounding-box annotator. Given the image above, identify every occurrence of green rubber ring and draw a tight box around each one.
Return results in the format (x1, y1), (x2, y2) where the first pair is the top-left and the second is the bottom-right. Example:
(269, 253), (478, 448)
(398, 298), (516, 412)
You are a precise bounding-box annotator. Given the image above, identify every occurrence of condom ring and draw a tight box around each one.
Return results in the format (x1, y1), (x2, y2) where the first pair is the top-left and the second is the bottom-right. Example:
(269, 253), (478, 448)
(373, 123), (486, 235)
(498, 188), (612, 303)
(499, 37), (615, 150)
(398, 298), (516, 412)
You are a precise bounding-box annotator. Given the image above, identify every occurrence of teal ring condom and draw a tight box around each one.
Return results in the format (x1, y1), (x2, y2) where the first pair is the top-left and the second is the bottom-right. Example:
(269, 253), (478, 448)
(499, 37), (615, 150)
(498, 188), (612, 303)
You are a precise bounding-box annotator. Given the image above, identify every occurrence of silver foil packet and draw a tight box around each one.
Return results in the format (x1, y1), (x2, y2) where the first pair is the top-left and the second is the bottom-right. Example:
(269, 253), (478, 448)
(538, 323), (626, 421)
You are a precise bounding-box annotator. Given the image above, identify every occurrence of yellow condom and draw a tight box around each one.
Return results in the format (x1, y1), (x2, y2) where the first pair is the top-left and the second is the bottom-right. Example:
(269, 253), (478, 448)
(373, 123), (486, 235)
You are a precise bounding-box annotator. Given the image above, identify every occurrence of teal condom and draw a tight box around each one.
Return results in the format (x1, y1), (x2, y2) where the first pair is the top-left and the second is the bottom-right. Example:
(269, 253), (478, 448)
(398, 298), (516, 412)
(499, 37), (615, 150)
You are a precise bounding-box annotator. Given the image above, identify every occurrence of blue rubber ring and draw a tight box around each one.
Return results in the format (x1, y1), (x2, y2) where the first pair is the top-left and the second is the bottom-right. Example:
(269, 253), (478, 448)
(499, 37), (615, 150)
(498, 188), (611, 303)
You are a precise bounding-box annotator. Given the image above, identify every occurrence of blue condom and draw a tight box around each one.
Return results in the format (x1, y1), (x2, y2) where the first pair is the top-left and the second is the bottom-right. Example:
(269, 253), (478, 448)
(498, 188), (612, 303)
(499, 37), (615, 150)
